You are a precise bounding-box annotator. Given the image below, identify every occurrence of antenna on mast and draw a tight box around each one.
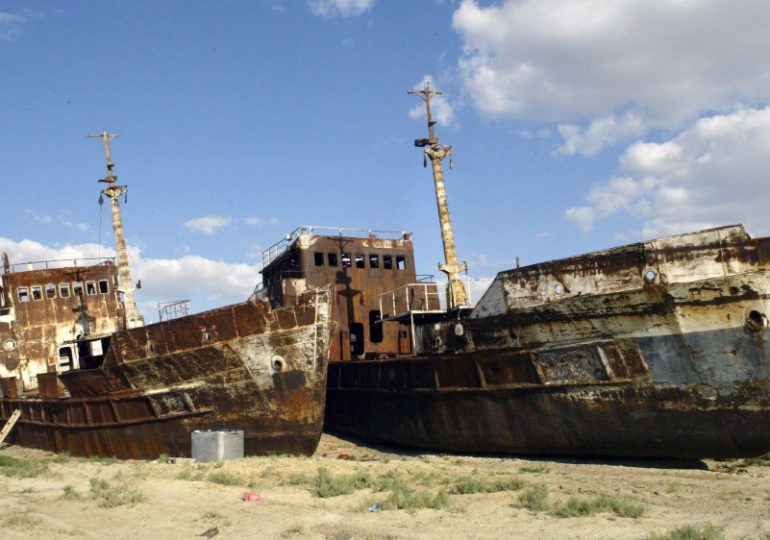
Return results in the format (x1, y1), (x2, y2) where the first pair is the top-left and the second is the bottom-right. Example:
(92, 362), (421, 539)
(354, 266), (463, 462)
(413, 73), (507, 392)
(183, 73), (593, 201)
(408, 83), (469, 308)
(89, 130), (145, 329)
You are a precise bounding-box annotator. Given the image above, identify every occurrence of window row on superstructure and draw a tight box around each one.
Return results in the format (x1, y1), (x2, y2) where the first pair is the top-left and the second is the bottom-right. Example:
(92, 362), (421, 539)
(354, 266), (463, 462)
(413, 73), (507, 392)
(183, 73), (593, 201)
(16, 279), (110, 303)
(313, 251), (407, 270)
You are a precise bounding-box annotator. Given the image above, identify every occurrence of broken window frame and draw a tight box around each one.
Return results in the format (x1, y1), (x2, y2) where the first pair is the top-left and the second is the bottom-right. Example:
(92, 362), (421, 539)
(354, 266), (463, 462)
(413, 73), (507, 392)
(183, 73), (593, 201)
(98, 279), (109, 294)
(396, 255), (406, 270)
(59, 282), (70, 298)
(369, 254), (380, 269)
(72, 281), (84, 296)
(328, 253), (338, 267)
(314, 252), (324, 267)
(31, 285), (43, 301)
(341, 252), (352, 268)
(45, 283), (56, 299)
(383, 255), (393, 270)
(355, 254), (365, 269)
(85, 281), (97, 295)
(17, 287), (30, 303)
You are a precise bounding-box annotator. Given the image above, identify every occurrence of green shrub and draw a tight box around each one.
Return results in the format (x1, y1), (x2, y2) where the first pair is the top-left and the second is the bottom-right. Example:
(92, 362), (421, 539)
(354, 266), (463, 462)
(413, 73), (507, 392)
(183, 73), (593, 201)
(450, 476), (525, 494)
(315, 467), (373, 498)
(553, 494), (644, 518)
(61, 485), (80, 499)
(647, 523), (725, 540)
(0, 455), (49, 478)
(519, 484), (549, 512)
(207, 470), (242, 486)
(378, 485), (449, 510)
(89, 477), (145, 508)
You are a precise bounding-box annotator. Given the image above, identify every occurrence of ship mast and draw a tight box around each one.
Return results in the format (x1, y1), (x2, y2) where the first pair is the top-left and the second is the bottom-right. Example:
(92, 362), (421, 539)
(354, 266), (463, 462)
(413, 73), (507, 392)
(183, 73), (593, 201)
(90, 130), (145, 329)
(409, 83), (468, 308)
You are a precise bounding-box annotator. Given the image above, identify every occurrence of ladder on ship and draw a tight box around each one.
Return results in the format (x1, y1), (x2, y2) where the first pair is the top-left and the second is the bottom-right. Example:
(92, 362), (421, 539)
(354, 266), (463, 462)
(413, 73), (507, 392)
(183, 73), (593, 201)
(0, 409), (21, 445)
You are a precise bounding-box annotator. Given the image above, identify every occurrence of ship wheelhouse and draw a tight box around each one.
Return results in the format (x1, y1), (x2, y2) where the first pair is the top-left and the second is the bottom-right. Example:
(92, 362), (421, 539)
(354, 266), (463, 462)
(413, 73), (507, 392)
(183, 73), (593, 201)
(260, 226), (431, 360)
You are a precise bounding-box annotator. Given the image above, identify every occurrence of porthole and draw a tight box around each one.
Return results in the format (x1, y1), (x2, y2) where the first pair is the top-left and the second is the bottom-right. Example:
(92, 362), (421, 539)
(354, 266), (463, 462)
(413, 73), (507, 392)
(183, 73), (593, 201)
(643, 269), (657, 283)
(3, 339), (16, 352)
(554, 283), (565, 296)
(746, 310), (767, 332)
(273, 356), (285, 372)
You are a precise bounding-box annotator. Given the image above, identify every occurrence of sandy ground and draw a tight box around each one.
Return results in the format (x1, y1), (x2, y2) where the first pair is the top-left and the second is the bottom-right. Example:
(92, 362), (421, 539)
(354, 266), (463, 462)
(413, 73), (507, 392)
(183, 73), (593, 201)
(0, 433), (768, 540)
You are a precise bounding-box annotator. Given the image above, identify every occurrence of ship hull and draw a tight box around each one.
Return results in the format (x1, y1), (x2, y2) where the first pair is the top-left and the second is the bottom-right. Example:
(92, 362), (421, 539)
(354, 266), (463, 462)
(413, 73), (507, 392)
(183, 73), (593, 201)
(0, 288), (333, 459)
(325, 226), (770, 459)
(326, 362), (770, 459)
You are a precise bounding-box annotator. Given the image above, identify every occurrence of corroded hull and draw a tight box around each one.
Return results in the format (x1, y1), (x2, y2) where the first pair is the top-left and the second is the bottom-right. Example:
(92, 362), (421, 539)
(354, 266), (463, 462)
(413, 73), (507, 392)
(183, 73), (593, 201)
(324, 226), (770, 458)
(0, 288), (333, 459)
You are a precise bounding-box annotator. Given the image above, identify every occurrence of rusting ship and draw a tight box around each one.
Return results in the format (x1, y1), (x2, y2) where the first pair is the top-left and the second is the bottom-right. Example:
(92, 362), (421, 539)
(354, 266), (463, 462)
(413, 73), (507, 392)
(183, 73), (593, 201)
(259, 85), (770, 459)
(0, 132), (333, 459)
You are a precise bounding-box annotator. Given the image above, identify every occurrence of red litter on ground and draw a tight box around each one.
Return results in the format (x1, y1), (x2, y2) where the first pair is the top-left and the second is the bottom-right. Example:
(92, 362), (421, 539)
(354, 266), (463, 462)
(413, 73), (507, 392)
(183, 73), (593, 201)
(242, 492), (264, 502)
(337, 453), (351, 460)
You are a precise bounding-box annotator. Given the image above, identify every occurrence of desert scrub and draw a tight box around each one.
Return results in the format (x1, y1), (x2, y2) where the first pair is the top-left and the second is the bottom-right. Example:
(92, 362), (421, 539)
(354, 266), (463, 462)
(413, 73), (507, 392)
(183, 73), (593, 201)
(518, 483), (549, 512)
(519, 465), (549, 474)
(61, 484), (81, 499)
(287, 472), (314, 486)
(315, 467), (373, 498)
(0, 455), (49, 478)
(647, 523), (725, 540)
(743, 452), (770, 466)
(552, 494), (644, 518)
(372, 484), (450, 511)
(207, 470), (242, 486)
(449, 476), (525, 495)
(89, 477), (146, 508)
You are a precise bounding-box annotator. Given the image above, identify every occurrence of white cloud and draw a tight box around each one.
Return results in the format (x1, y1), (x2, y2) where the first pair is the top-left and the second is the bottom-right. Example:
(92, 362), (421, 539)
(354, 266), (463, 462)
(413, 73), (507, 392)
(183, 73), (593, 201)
(244, 216), (279, 227)
(307, 0), (374, 18)
(0, 11), (24, 41)
(408, 75), (456, 128)
(453, 0), (770, 151)
(184, 215), (232, 235)
(566, 106), (770, 237)
(0, 238), (261, 319)
(557, 112), (645, 156)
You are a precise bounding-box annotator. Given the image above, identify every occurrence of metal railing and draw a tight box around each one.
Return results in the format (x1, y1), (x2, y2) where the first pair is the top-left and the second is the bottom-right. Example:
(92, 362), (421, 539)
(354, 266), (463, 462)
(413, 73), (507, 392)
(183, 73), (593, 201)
(379, 278), (479, 321)
(7, 257), (116, 274)
(262, 225), (411, 267)
(379, 282), (446, 320)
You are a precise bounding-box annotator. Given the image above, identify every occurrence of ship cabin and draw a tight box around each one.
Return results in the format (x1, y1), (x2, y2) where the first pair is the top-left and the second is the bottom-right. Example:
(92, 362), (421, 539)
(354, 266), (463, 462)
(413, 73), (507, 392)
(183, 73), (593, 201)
(259, 227), (443, 361)
(0, 253), (122, 394)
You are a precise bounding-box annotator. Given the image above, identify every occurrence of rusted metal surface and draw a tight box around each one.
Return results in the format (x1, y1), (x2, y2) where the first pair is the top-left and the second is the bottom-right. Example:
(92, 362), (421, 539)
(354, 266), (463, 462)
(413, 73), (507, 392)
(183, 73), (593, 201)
(0, 259), (122, 389)
(261, 228), (416, 361)
(90, 130), (144, 329)
(408, 84), (468, 308)
(322, 224), (770, 458)
(0, 287), (333, 459)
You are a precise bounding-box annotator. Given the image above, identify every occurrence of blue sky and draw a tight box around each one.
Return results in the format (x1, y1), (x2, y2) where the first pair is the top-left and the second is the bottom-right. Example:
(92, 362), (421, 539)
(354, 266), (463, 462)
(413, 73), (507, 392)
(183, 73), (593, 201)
(3, 0), (770, 320)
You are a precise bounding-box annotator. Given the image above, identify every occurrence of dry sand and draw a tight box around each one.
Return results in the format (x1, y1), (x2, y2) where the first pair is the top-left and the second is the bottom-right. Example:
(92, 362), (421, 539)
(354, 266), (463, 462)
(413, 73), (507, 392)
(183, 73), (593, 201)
(0, 433), (768, 539)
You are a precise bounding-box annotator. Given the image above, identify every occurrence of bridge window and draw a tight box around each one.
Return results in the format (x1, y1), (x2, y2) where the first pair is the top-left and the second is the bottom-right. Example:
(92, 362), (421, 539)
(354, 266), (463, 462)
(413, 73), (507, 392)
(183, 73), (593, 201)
(396, 256), (406, 270)
(383, 255), (393, 270)
(355, 254), (365, 269)
(341, 253), (351, 268)
(17, 287), (29, 303)
(72, 281), (84, 296)
(58, 346), (74, 370)
(349, 322), (364, 356)
(45, 283), (56, 299)
(314, 252), (324, 267)
(369, 254), (380, 269)
(98, 279), (109, 294)
(369, 310), (383, 343)
(328, 253), (338, 267)
(31, 285), (43, 301)
(59, 283), (70, 298)
(86, 281), (97, 295)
